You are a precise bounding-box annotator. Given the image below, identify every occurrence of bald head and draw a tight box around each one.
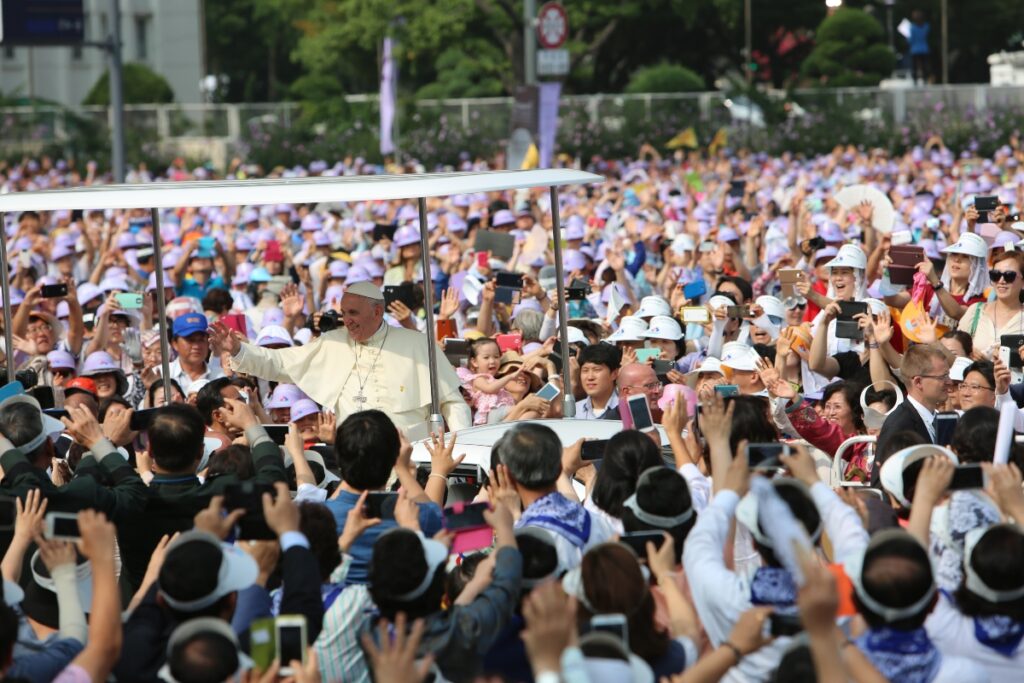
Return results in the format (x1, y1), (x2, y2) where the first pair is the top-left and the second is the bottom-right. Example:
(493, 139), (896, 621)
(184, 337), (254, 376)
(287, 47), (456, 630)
(617, 362), (661, 406)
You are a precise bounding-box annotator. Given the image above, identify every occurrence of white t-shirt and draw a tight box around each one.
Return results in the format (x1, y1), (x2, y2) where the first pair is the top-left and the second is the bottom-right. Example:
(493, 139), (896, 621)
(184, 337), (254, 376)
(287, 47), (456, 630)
(927, 592), (1018, 682)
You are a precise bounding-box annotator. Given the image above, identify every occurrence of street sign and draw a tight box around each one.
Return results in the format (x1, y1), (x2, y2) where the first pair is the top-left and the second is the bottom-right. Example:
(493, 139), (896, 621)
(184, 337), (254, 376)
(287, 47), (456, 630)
(537, 48), (569, 77)
(0, 0), (84, 45)
(537, 1), (568, 49)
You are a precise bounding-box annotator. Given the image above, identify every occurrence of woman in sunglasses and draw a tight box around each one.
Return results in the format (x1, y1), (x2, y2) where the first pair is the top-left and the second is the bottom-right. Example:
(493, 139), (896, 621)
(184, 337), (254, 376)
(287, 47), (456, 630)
(958, 250), (1024, 357)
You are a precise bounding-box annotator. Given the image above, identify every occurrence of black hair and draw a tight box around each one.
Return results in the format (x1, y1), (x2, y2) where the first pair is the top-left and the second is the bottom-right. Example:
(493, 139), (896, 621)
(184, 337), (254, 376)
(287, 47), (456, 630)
(335, 410), (399, 490)
(205, 445), (255, 480)
(951, 406), (1001, 465)
(941, 329), (973, 357)
(98, 395), (131, 422)
(519, 532), (560, 585)
(492, 422), (562, 490)
(0, 401), (49, 461)
(369, 529), (446, 620)
(864, 387), (897, 411)
(168, 631), (240, 683)
(444, 552), (487, 605)
(854, 536), (936, 630)
(202, 288), (234, 315)
(771, 643), (816, 683)
(621, 467), (696, 564)
(754, 482), (822, 567)
(159, 538), (235, 621)
(195, 377), (233, 426)
(962, 360), (995, 392)
(147, 378), (185, 406)
(577, 343), (622, 372)
(821, 380), (866, 433)
(467, 337), (500, 362)
(300, 502), (343, 583)
(724, 395), (778, 456)
(955, 525), (1024, 622)
(591, 431), (663, 518)
(148, 403), (206, 473)
(752, 343), (776, 365)
(877, 429), (927, 463)
(716, 275), (753, 304)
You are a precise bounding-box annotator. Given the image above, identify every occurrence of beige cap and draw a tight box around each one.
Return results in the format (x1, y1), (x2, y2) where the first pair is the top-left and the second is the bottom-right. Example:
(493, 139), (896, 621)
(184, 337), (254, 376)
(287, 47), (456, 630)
(345, 281), (384, 301)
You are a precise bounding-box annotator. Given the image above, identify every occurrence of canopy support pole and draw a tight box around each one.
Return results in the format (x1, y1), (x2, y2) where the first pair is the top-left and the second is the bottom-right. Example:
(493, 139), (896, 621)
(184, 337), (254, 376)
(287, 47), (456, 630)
(149, 209), (173, 404)
(0, 214), (13, 384)
(417, 198), (443, 434)
(549, 186), (575, 417)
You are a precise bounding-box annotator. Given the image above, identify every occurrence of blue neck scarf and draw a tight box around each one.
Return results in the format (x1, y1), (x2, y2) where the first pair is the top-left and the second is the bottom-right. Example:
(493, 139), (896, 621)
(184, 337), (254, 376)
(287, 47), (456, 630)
(856, 627), (941, 683)
(974, 614), (1024, 657)
(518, 492), (591, 548)
(749, 567), (798, 614)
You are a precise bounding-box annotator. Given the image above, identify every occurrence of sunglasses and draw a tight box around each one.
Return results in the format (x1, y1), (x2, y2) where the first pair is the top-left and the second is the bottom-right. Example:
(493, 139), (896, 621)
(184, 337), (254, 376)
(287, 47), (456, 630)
(990, 269), (1019, 284)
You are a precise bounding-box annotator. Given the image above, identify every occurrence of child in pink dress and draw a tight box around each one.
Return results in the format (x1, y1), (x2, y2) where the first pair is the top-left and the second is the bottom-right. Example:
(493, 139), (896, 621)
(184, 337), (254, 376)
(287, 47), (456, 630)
(456, 338), (518, 425)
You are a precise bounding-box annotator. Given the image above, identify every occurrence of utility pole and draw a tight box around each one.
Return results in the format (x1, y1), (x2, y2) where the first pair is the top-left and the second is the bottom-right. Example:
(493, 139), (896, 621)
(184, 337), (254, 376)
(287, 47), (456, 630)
(108, 0), (125, 182)
(744, 0), (752, 85)
(524, 0), (536, 85)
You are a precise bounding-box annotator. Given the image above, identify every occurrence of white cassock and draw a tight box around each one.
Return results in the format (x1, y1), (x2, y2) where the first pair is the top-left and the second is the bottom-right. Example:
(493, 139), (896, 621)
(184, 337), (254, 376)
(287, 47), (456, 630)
(230, 322), (471, 434)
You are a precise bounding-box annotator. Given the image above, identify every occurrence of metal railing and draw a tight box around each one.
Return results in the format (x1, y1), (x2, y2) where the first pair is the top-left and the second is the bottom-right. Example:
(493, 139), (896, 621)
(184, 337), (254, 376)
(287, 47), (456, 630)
(3, 84), (1024, 152)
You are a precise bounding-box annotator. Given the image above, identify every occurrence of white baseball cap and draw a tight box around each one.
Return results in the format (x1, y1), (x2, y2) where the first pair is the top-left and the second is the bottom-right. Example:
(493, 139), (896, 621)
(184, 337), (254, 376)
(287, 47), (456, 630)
(879, 444), (958, 508)
(605, 316), (648, 343)
(720, 341), (759, 372)
(941, 232), (988, 259)
(950, 356), (974, 382)
(684, 357), (724, 389)
(635, 296), (672, 319)
(642, 315), (683, 341)
(824, 244), (867, 270)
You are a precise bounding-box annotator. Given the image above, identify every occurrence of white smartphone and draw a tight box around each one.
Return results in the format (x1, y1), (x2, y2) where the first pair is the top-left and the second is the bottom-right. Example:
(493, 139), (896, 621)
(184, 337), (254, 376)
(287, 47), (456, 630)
(1000, 345), (1012, 369)
(627, 394), (655, 433)
(275, 615), (308, 676)
(890, 231), (913, 246)
(44, 512), (80, 541)
(534, 382), (561, 402)
(588, 613), (629, 643)
(681, 306), (711, 323)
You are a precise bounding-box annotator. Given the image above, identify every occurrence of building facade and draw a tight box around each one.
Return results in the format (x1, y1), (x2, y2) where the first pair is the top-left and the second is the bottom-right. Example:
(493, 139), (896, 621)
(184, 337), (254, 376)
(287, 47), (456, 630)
(0, 0), (203, 105)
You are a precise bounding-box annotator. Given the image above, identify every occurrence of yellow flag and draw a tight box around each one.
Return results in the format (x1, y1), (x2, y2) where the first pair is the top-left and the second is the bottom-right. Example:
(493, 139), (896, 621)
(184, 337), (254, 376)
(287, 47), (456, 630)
(666, 127), (698, 149)
(708, 127), (728, 154)
(520, 143), (539, 170)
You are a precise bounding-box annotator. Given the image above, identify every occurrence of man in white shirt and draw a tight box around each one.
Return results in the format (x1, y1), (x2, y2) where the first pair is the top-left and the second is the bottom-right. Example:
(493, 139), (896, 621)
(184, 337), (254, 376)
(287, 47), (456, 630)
(573, 344), (621, 420)
(167, 313), (223, 395)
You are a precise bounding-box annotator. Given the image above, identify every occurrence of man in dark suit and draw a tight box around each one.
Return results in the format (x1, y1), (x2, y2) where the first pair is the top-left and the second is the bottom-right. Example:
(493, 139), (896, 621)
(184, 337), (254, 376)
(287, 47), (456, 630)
(874, 343), (953, 484)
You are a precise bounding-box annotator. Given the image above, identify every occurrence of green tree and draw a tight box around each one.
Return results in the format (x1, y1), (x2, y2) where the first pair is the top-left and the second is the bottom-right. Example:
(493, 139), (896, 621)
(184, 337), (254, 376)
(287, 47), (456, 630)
(415, 39), (508, 99)
(625, 63), (705, 93)
(82, 63), (174, 105)
(800, 7), (896, 87)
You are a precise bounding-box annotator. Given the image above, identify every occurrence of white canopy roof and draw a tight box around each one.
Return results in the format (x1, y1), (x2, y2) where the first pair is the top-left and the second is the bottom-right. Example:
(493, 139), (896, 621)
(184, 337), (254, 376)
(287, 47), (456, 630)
(0, 169), (603, 213)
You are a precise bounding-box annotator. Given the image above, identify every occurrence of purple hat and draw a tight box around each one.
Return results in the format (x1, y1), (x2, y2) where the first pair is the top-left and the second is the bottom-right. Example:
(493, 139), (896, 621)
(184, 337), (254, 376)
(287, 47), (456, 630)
(76, 283), (102, 306)
(98, 276), (132, 293)
(56, 301), (70, 319)
(116, 233), (140, 250)
(393, 226), (420, 248)
(261, 308), (285, 329)
(46, 349), (76, 371)
(313, 231), (332, 247)
(240, 208), (260, 224)
(324, 284), (345, 304)
(819, 221), (844, 243)
(172, 313), (209, 338)
(147, 271), (175, 292)
(396, 205), (418, 223)
(235, 235), (254, 251)
(452, 194), (471, 208)
(289, 398), (320, 422)
(812, 246), (839, 264)
(328, 261), (349, 279)
(345, 266), (372, 285)
(266, 383), (306, 409)
(362, 261), (385, 278)
(301, 214), (323, 231)
(565, 223), (585, 241)
(492, 209), (516, 227)
(81, 351), (128, 395)
(718, 227), (740, 242)
(52, 243), (76, 261)
(446, 214), (467, 233)
(563, 249), (587, 272)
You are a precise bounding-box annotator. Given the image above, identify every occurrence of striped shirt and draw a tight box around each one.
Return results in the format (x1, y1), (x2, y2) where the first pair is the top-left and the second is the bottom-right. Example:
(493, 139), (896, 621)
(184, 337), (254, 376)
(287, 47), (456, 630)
(314, 554), (375, 683)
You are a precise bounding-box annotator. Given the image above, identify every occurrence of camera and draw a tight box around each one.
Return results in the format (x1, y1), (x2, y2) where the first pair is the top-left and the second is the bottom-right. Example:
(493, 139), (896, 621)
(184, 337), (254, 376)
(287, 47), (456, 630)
(0, 368), (37, 390)
(317, 310), (341, 333)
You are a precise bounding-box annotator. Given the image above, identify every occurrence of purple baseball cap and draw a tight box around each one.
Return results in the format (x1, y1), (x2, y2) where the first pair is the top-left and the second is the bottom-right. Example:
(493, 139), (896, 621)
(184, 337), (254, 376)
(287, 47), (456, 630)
(393, 226), (421, 248)
(266, 383), (306, 409)
(492, 209), (516, 227)
(290, 398), (320, 422)
(46, 350), (76, 371)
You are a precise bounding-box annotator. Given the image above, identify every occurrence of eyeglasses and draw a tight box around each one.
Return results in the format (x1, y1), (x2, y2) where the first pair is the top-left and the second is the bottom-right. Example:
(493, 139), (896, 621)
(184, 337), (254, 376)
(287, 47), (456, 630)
(624, 381), (663, 392)
(959, 382), (994, 393)
(26, 325), (50, 335)
(917, 373), (952, 383)
(989, 269), (1019, 284)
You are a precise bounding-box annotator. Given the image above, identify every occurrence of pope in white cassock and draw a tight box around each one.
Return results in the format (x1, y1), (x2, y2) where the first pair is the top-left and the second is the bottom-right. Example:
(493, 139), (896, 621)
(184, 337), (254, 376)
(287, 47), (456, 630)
(209, 282), (471, 434)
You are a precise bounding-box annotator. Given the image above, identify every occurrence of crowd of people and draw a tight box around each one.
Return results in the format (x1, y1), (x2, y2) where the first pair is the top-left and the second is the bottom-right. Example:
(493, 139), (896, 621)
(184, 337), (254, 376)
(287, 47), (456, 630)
(0, 140), (1023, 682)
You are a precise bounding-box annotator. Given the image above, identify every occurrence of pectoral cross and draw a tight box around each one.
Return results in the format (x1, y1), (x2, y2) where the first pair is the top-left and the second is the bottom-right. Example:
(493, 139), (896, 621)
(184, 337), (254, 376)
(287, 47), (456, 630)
(355, 392), (368, 405)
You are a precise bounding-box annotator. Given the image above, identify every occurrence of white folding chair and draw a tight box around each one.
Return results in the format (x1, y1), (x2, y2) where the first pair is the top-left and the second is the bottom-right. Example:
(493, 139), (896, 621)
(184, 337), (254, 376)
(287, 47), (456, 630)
(831, 435), (877, 487)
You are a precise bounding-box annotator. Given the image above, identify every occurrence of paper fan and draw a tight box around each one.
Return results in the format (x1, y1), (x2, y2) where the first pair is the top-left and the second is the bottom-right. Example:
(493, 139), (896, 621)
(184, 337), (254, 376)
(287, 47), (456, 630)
(835, 184), (895, 234)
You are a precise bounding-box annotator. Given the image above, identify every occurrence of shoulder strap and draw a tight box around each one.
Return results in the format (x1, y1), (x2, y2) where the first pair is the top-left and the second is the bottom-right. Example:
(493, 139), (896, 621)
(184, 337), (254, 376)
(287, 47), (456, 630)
(969, 302), (984, 337)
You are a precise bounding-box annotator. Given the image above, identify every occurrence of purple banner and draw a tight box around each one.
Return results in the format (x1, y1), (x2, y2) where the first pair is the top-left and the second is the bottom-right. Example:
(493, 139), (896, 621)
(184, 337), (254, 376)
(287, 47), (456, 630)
(537, 81), (561, 168)
(380, 38), (396, 156)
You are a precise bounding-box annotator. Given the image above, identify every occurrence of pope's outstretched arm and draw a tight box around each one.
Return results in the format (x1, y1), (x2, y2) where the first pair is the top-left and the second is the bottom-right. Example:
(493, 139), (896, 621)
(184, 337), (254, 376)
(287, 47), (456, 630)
(211, 322), (316, 385)
(441, 396), (472, 432)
